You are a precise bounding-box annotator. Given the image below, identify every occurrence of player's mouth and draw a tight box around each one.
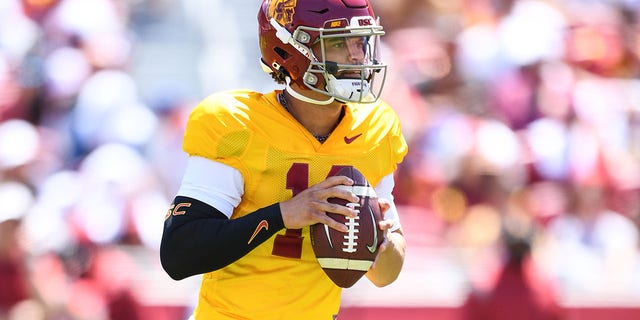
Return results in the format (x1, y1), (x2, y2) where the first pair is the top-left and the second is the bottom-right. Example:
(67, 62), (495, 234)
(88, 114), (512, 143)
(336, 71), (363, 79)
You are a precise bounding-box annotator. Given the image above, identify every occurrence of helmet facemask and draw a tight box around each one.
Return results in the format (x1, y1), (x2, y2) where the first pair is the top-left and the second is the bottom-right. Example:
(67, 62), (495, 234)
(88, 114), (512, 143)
(293, 16), (387, 103)
(263, 16), (387, 103)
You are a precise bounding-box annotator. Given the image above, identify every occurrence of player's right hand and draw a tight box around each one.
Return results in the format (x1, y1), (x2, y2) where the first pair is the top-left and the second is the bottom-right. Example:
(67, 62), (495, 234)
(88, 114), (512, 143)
(279, 176), (359, 232)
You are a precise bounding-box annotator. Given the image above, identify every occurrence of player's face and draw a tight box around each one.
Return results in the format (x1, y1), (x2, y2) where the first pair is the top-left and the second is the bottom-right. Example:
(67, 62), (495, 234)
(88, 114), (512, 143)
(322, 36), (366, 62)
(313, 36), (369, 78)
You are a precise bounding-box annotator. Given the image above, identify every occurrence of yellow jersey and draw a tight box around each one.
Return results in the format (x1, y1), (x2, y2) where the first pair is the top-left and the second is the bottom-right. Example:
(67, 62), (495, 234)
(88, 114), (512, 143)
(182, 89), (407, 319)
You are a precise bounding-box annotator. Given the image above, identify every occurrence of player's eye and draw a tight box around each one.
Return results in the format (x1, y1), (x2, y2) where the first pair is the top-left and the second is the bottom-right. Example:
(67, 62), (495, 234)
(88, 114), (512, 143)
(327, 39), (346, 49)
(351, 38), (365, 50)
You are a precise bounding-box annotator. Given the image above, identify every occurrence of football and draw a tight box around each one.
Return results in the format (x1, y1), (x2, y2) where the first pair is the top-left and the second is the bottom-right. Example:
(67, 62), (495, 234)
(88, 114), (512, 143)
(310, 166), (384, 288)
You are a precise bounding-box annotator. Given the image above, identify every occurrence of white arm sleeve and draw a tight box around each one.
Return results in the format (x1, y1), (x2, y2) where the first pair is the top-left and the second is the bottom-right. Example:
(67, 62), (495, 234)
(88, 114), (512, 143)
(176, 156), (244, 218)
(374, 173), (402, 232)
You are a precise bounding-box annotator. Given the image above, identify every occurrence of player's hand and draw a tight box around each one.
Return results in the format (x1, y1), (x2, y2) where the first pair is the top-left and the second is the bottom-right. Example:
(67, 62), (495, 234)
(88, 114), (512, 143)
(375, 198), (395, 254)
(279, 175), (359, 232)
(373, 198), (404, 268)
(366, 198), (406, 286)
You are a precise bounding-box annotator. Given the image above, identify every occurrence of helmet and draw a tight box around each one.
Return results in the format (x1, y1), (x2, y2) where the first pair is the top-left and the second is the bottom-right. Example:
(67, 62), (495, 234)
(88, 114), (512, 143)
(258, 0), (387, 103)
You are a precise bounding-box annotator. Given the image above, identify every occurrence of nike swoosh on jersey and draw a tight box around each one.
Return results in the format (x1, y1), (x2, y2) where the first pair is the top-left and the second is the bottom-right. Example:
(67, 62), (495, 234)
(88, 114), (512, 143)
(344, 133), (363, 144)
(248, 220), (269, 245)
(366, 205), (378, 253)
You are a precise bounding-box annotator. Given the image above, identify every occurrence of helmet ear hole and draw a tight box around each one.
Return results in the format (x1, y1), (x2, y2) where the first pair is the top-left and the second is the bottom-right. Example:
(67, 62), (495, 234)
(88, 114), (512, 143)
(274, 47), (289, 60)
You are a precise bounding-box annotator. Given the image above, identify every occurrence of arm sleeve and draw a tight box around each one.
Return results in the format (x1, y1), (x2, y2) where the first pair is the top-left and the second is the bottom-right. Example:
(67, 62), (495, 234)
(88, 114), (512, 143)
(176, 156), (244, 217)
(160, 196), (285, 280)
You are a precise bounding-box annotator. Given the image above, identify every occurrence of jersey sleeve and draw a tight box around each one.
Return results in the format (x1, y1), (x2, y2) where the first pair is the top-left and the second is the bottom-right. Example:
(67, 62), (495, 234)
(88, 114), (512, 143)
(182, 93), (252, 170)
(383, 100), (409, 168)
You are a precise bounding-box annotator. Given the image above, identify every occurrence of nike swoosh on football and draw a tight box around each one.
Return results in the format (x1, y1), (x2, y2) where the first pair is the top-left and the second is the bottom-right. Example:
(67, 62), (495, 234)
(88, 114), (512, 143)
(366, 206), (378, 253)
(324, 224), (334, 249)
(344, 133), (363, 144)
(248, 220), (269, 245)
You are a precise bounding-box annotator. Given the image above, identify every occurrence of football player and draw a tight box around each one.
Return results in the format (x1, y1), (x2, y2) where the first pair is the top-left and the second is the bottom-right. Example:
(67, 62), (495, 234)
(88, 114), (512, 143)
(160, 0), (408, 319)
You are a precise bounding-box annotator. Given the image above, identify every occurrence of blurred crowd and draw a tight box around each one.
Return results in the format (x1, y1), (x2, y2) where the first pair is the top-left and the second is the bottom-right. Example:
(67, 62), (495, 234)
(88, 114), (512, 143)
(0, 0), (194, 319)
(378, 0), (640, 318)
(1, 0), (640, 319)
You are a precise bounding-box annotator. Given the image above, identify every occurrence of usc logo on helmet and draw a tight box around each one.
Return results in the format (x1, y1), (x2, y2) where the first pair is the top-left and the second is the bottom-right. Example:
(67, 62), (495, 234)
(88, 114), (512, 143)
(267, 0), (296, 26)
(358, 18), (373, 26)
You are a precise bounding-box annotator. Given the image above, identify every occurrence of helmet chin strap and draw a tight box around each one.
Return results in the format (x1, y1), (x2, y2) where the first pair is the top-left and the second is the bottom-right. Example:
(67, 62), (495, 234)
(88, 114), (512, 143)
(285, 80), (335, 105)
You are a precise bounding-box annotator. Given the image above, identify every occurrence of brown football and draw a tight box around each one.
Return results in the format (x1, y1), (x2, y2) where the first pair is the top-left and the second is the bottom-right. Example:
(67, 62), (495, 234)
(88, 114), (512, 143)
(310, 166), (384, 288)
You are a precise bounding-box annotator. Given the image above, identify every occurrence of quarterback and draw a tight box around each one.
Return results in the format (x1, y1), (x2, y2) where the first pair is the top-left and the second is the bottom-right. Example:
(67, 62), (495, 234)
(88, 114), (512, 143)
(160, 0), (408, 319)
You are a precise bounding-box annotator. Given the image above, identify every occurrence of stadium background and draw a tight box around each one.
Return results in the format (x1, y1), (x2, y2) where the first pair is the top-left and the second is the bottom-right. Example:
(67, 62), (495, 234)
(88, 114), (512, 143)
(1, 0), (640, 319)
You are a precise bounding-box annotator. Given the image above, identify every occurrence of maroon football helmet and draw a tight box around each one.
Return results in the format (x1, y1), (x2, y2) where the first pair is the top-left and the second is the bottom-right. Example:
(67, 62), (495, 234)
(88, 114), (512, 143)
(258, 0), (387, 103)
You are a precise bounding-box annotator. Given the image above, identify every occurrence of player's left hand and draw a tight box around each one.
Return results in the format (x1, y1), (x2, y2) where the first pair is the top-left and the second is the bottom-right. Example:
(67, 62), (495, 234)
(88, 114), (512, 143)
(374, 198), (397, 258)
(366, 198), (405, 286)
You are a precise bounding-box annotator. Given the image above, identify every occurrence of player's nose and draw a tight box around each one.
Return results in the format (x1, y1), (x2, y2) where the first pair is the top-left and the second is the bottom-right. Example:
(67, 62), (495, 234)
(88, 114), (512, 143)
(346, 41), (365, 62)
